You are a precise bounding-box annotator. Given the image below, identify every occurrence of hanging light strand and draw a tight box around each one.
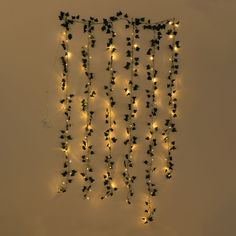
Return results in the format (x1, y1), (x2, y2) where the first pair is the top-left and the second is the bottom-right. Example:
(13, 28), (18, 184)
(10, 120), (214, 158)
(162, 19), (180, 179)
(58, 12), (77, 193)
(123, 18), (143, 204)
(142, 28), (163, 223)
(57, 11), (180, 224)
(101, 21), (118, 199)
(80, 19), (97, 199)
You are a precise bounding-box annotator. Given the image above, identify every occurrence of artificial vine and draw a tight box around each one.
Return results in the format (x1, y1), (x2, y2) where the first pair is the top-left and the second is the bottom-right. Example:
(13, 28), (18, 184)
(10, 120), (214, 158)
(122, 18), (145, 204)
(162, 20), (180, 179)
(56, 11), (180, 224)
(80, 18), (98, 199)
(101, 19), (118, 199)
(142, 22), (166, 223)
(58, 12), (78, 193)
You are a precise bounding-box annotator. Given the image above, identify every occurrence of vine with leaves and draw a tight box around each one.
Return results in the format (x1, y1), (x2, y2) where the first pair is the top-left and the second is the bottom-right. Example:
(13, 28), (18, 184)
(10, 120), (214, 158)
(142, 22), (167, 223)
(57, 12), (78, 193)
(101, 19), (118, 199)
(56, 11), (180, 224)
(80, 18), (98, 199)
(122, 17), (145, 204)
(162, 20), (180, 179)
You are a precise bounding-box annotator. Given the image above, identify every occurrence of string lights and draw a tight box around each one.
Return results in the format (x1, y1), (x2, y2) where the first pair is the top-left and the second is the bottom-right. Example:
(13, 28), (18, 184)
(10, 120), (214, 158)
(142, 27), (162, 223)
(122, 18), (145, 204)
(101, 20), (118, 199)
(162, 19), (180, 179)
(80, 18), (98, 199)
(58, 12), (78, 193)
(56, 11), (180, 224)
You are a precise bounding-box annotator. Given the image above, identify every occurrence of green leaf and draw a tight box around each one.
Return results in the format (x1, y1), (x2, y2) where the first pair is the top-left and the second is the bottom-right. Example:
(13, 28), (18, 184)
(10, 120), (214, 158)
(68, 34), (72, 40)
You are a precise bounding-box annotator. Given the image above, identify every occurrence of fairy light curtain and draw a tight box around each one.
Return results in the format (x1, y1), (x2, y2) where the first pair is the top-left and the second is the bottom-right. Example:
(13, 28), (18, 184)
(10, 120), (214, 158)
(57, 11), (180, 224)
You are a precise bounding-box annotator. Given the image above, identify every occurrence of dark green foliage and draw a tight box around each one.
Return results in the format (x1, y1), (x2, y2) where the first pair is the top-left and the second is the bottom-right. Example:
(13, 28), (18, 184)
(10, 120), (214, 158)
(57, 12), (180, 224)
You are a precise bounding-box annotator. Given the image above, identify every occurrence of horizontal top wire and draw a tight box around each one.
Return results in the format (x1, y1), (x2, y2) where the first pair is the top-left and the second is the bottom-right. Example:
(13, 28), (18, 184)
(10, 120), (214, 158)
(69, 17), (176, 25)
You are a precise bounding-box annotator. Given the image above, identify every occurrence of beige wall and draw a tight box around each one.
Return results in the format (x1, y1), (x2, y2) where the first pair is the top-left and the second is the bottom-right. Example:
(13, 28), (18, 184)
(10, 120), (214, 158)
(0, 0), (236, 235)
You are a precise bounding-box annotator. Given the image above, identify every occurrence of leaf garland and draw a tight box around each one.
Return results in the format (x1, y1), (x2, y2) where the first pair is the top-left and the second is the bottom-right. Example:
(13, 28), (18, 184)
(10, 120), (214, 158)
(142, 28), (163, 223)
(58, 12), (78, 193)
(162, 20), (180, 179)
(57, 11), (180, 224)
(101, 20), (118, 199)
(122, 18), (145, 204)
(80, 19), (98, 199)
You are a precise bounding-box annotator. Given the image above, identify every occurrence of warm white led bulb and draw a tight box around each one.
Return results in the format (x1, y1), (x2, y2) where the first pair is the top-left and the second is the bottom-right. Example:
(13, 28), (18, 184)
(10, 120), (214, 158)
(67, 52), (72, 58)
(152, 122), (158, 129)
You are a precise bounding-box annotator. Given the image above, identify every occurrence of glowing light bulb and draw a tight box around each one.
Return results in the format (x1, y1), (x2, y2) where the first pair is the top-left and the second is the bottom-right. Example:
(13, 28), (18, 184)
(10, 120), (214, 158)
(82, 113), (87, 120)
(152, 122), (158, 129)
(61, 104), (66, 110)
(67, 52), (72, 58)
(169, 35), (173, 39)
(164, 167), (169, 172)
(109, 45), (116, 51)
(112, 53), (117, 60)
(142, 217), (147, 223)
(153, 77), (157, 82)
(174, 46), (178, 51)
(150, 56), (154, 61)
(169, 21), (173, 25)
(133, 44), (138, 48)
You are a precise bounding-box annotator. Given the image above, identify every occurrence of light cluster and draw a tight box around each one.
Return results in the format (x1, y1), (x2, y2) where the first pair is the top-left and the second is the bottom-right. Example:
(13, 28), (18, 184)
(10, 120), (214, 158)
(57, 11), (180, 224)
